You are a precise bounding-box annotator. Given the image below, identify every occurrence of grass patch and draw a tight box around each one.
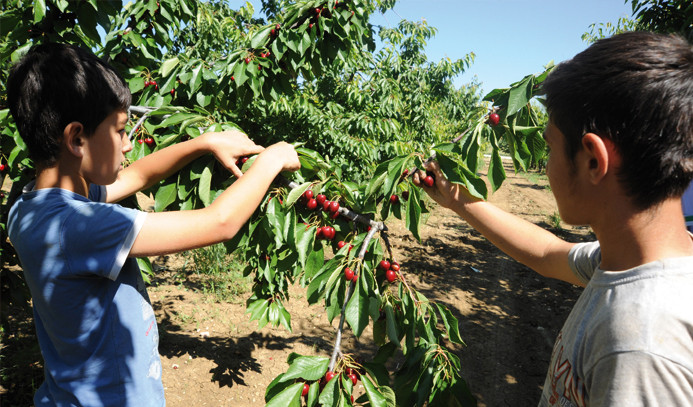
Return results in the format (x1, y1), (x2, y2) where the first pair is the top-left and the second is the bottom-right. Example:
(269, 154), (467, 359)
(520, 170), (550, 190)
(182, 243), (253, 303)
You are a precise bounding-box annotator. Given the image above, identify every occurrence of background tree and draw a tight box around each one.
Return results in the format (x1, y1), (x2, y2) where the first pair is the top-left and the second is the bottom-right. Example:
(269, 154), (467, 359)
(583, 0), (692, 43)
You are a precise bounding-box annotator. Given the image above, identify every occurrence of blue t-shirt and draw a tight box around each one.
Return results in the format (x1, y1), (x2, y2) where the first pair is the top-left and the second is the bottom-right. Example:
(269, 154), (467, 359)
(7, 183), (164, 407)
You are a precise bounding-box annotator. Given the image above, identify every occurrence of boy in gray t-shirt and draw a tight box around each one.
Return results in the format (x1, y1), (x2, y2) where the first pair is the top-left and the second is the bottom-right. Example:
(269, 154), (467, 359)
(414, 32), (693, 406)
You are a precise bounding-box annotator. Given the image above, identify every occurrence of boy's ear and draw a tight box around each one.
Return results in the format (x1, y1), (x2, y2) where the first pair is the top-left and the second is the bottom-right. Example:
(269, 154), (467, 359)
(63, 122), (85, 158)
(581, 133), (619, 185)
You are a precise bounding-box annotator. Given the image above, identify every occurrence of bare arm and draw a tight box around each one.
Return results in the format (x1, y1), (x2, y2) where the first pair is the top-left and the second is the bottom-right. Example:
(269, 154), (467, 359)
(129, 142), (300, 257)
(106, 130), (261, 203)
(414, 161), (583, 287)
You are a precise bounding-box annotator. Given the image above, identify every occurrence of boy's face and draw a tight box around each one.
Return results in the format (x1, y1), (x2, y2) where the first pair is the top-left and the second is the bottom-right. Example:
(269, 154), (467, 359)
(544, 120), (583, 225)
(81, 110), (131, 185)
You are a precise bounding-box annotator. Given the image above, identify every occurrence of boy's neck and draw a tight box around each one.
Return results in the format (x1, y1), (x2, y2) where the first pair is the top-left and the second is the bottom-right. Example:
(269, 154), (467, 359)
(591, 197), (693, 271)
(35, 164), (89, 197)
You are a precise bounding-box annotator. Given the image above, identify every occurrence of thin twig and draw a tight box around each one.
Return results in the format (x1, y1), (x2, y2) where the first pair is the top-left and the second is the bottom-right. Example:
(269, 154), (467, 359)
(328, 224), (380, 372)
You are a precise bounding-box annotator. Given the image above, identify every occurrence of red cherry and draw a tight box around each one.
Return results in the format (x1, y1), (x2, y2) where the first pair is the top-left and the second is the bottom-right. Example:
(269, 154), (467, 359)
(316, 227), (324, 239)
(323, 226), (336, 240)
(309, 23), (314, 28)
(488, 112), (500, 126)
(402, 168), (409, 177)
(170, 88), (175, 95)
(390, 262), (400, 272)
(325, 371), (336, 382)
(386, 269), (397, 283)
(258, 65), (262, 70)
(349, 373), (358, 385)
(379, 260), (391, 271)
(390, 194), (399, 204)
(423, 175), (435, 188)
(329, 201), (340, 213)
(344, 267), (354, 281)
(271, 28), (276, 35)
(0, 164), (6, 171)
(231, 76), (235, 81)
(145, 137), (154, 145)
(323, 200), (332, 212)
(316, 194), (327, 205)
(337, 241), (346, 249)
(137, 139), (144, 144)
(352, 273), (358, 281)
(275, 23), (281, 29)
(306, 198), (318, 210)
(302, 383), (310, 397)
(245, 57), (250, 64)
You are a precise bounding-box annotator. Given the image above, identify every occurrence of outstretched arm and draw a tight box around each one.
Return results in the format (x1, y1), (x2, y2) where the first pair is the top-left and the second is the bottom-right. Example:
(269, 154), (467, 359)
(129, 142), (300, 257)
(106, 130), (261, 203)
(414, 161), (583, 287)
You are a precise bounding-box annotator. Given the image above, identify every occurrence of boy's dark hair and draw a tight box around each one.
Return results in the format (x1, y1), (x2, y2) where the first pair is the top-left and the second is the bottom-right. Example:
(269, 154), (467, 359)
(543, 31), (693, 209)
(7, 43), (131, 168)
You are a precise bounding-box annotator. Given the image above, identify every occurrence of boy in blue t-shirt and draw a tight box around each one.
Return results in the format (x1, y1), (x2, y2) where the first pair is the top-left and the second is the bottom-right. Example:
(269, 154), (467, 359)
(6, 43), (300, 406)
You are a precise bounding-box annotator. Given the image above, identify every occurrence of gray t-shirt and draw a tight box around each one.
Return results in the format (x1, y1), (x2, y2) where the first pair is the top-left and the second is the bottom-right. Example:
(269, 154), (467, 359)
(539, 241), (693, 406)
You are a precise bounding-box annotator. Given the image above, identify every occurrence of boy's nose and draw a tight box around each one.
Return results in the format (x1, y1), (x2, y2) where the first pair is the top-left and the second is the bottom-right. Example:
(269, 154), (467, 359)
(122, 134), (133, 153)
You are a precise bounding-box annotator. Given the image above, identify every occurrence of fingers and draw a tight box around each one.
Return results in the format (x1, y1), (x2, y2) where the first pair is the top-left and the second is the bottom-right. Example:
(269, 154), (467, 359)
(413, 160), (440, 189)
(229, 163), (244, 178)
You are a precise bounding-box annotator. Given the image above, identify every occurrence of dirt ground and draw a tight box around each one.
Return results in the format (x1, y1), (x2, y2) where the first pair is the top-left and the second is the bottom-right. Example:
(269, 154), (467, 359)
(1, 162), (593, 406)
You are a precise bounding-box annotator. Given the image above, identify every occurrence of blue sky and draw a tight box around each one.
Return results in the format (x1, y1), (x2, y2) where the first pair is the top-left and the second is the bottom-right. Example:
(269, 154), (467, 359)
(370, 0), (634, 93)
(237, 0), (634, 94)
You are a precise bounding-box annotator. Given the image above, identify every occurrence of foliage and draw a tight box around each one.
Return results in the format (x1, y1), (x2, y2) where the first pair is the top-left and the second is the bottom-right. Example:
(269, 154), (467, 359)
(0, 0), (551, 405)
(581, 16), (638, 43)
(583, 0), (692, 43)
(631, 0), (693, 42)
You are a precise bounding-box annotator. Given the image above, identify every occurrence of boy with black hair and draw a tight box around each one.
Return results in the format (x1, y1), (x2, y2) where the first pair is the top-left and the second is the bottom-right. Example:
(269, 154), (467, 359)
(415, 31), (693, 406)
(7, 42), (300, 406)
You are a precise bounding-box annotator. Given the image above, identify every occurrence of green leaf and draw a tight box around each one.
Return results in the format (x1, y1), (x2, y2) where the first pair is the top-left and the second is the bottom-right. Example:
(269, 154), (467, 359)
(506, 76), (532, 117)
(294, 223), (316, 268)
(436, 153), (487, 200)
(345, 276), (369, 337)
(384, 303), (400, 345)
(33, 0), (46, 23)
(136, 257), (154, 284)
(265, 382), (303, 407)
(154, 182), (177, 212)
(190, 64), (203, 93)
(266, 197), (285, 248)
(405, 186), (422, 241)
(160, 57), (180, 77)
(279, 356), (329, 382)
(361, 375), (390, 407)
(304, 243), (324, 280)
(317, 374), (340, 406)
(435, 303), (465, 346)
(251, 25), (273, 48)
(286, 182), (312, 207)
(198, 160), (214, 206)
(487, 150), (506, 193)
